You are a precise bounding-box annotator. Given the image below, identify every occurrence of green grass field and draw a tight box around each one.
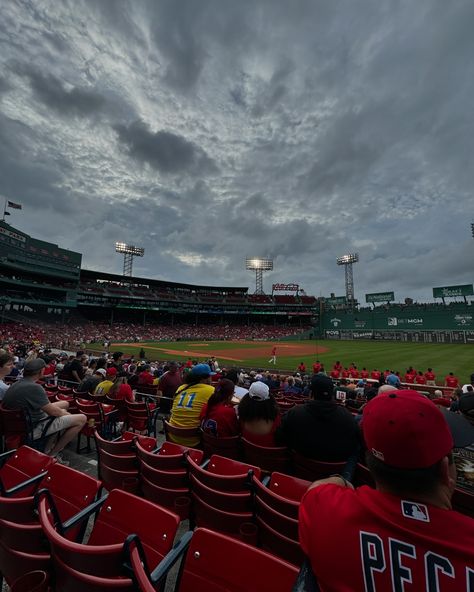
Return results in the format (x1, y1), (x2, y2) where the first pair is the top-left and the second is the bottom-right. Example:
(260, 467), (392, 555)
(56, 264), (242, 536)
(88, 339), (474, 384)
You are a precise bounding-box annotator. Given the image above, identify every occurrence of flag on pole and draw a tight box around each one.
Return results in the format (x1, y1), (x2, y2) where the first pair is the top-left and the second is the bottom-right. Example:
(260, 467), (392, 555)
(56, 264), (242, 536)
(7, 201), (22, 210)
(4, 211), (10, 216)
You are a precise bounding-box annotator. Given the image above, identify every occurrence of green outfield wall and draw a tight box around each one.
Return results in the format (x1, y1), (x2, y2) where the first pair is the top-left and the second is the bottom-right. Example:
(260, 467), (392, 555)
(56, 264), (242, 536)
(321, 306), (474, 343)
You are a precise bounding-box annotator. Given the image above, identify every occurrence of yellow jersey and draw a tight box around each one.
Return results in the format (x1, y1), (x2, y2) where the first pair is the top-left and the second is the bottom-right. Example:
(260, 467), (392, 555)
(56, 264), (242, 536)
(169, 382), (214, 446)
(94, 380), (114, 395)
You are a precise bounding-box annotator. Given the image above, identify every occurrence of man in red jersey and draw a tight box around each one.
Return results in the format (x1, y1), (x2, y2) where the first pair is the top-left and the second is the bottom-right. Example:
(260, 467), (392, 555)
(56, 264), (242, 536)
(445, 372), (459, 388)
(404, 369), (415, 384)
(341, 367), (350, 379)
(333, 361), (342, 372)
(360, 367), (369, 379)
(329, 367), (340, 379)
(297, 361), (306, 374)
(312, 360), (321, 374)
(414, 371), (427, 385)
(299, 390), (474, 591)
(350, 366), (360, 379)
(425, 367), (436, 386)
(268, 346), (277, 365)
(370, 369), (381, 381)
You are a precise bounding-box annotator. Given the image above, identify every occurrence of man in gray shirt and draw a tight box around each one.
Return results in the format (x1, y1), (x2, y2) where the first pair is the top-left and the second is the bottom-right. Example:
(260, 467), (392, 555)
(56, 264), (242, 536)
(3, 358), (86, 458)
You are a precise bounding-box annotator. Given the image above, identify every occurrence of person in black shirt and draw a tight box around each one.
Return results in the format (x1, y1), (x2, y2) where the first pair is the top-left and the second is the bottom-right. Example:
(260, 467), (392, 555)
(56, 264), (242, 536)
(275, 374), (360, 461)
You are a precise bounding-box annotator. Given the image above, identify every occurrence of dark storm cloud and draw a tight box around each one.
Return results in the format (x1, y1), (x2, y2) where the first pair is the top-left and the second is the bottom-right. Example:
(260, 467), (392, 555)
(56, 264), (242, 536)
(0, 0), (473, 301)
(114, 120), (218, 175)
(26, 70), (105, 116)
(0, 76), (11, 94)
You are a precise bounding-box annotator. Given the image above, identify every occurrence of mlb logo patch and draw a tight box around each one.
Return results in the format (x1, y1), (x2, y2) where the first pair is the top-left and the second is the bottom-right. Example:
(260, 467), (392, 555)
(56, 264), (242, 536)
(401, 500), (430, 522)
(388, 317), (398, 326)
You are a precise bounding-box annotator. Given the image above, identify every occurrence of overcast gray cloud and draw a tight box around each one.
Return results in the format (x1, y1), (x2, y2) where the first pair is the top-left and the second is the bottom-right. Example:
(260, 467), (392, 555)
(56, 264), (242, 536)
(0, 0), (473, 302)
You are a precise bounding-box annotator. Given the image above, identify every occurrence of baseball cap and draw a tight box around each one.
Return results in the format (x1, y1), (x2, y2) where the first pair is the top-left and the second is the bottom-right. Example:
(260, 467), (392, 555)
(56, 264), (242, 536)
(386, 374), (400, 386)
(310, 375), (334, 400)
(189, 363), (215, 378)
(249, 381), (270, 400)
(362, 390), (474, 469)
(95, 368), (107, 377)
(24, 358), (46, 373)
(106, 367), (118, 377)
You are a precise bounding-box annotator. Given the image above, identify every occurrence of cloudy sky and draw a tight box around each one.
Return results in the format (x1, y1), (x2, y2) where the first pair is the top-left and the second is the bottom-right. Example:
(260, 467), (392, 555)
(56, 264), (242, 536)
(1, 0), (473, 302)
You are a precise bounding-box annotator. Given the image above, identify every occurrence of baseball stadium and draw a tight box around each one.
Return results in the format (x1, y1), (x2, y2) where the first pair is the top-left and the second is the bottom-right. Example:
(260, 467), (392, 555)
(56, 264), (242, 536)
(1, 219), (473, 378)
(1, 218), (474, 590)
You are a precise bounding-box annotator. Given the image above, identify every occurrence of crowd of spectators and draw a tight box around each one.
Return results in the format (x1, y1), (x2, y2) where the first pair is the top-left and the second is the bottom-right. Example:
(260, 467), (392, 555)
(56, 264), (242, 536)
(0, 320), (309, 349)
(1, 333), (474, 588)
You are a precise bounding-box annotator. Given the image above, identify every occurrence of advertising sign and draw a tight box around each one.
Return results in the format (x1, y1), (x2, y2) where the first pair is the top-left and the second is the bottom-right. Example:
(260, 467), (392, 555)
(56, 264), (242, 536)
(325, 296), (347, 305)
(433, 285), (473, 299)
(365, 291), (395, 303)
(272, 283), (299, 292)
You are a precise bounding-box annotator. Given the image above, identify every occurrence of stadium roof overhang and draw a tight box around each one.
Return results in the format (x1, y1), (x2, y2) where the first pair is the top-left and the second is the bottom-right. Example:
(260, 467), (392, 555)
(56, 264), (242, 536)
(80, 268), (249, 295)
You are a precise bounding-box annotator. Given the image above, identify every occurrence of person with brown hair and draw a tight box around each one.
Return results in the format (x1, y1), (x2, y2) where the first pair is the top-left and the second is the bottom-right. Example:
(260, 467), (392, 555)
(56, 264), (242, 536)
(200, 378), (239, 437)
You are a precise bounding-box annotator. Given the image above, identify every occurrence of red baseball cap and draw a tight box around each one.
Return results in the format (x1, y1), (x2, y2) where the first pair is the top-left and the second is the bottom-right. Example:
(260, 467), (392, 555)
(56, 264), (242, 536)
(362, 390), (456, 469)
(106, 367), (118, 377)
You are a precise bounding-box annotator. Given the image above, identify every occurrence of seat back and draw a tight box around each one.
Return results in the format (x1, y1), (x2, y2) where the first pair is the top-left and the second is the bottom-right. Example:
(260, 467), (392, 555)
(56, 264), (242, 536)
(52, 556), (135, 592)
(76, 399), (105, 432)
(188, 454), (261, 491)
(126, 401), (151, 434)
(39, 489), (180, 578)
(187, 455), (260, 535)
(202, 432), (241, 460)
(241, 438), (291, 474)
(0, 404), (32, 450)
(163, 420), (201, 446)
(292, 451), (347, 481)
(105, 395), (127, 421)
(95, 431), (138, 456)
(0, 446), (54, 495)
(252, 472), (310, 519)
(252, 473), (310, 565)
(0, 463), (101, 585)
(137, 441), (202, 520)
(176, 528), (298, 592)
(137, 440), (203, 470)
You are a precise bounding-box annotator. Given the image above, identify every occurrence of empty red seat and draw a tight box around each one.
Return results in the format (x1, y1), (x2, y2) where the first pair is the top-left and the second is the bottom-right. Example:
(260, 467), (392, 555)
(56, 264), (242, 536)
(38, 488), (180, 591)
(131, 527), (298, 592)
(0, 462), (101, 586)
(137, 439), (203, 519)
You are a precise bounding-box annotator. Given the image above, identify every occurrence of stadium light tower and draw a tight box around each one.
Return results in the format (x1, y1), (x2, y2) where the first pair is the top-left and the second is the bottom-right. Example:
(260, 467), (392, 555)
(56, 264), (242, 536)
(336, 253), (359, 305)
(246, 257), (273, 295)
(115, 242), (144, 277)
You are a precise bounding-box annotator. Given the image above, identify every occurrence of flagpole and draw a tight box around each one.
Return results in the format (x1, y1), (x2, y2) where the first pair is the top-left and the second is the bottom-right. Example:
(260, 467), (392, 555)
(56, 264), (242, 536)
(1, 198), (6, 222)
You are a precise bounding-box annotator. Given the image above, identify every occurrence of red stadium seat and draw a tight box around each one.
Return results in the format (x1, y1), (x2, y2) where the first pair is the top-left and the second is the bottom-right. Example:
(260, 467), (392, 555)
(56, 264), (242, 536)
(201, 432), (241, 460)
(241, 437), (291, 474)
(163, 419), (202, 447)
(187, 454), (261, 538)
(38, 488), (180, 591)
(292, 450), (347, 481)
(131, 527), (299, 592)
(136, 439), (203, 519)
(0, 462), (101, 586)
(0, 446), (54, 496)
(76, 399), (117, 452)
(126, 400), (159, 437)
(252, 472), (311, 566)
